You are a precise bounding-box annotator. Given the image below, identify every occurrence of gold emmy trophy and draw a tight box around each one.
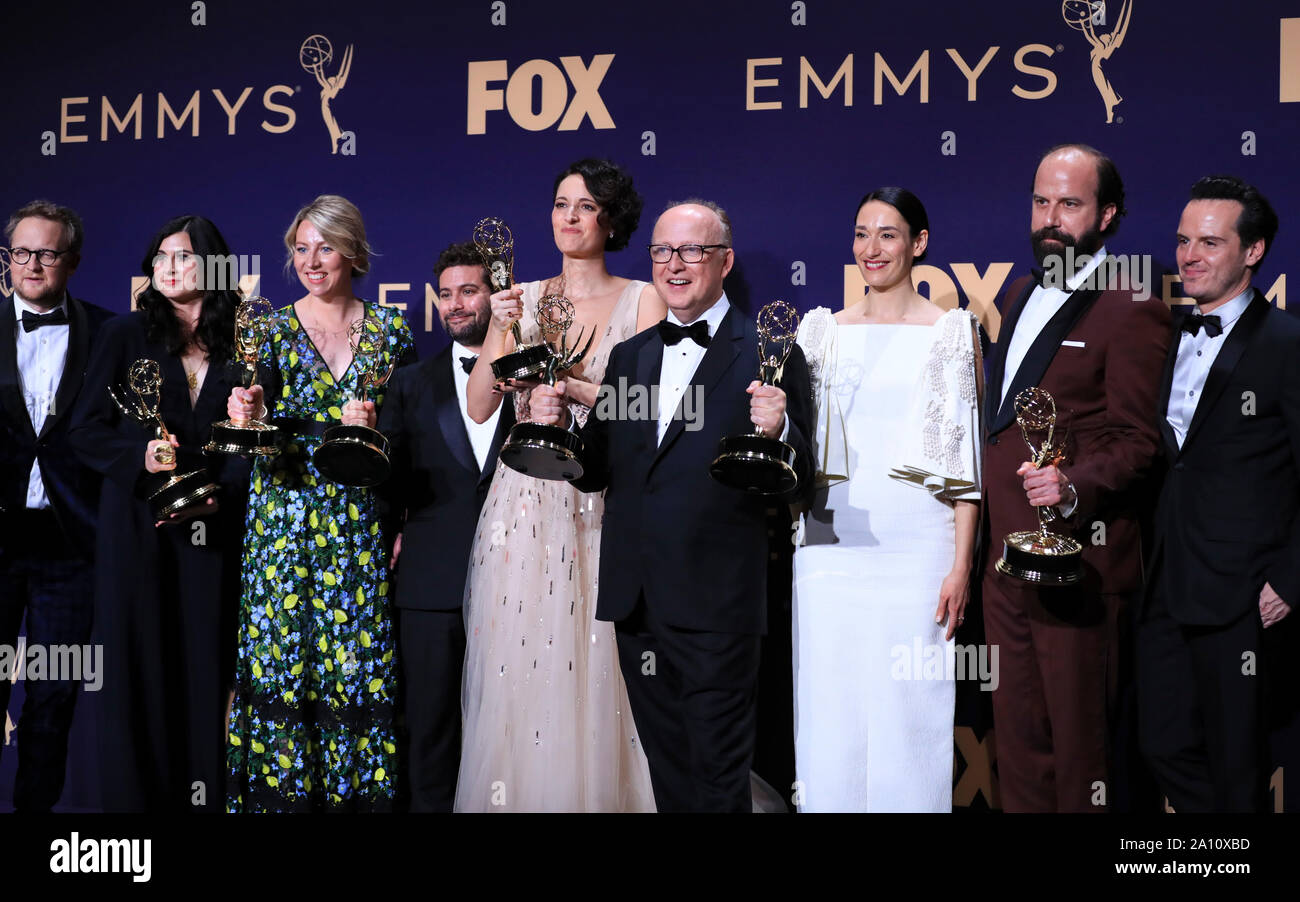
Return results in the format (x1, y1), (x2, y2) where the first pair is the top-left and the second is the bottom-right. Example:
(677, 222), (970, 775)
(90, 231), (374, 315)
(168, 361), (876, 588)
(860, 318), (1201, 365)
(472, 216), (553, 382)
(710, 300), (801, 494)
(498, 282), (596, 480)
(205, 295), (286, 456)
(995, 387), (1084, 585)
(312, 319), (396, 487)
(109, 359), (221, 520)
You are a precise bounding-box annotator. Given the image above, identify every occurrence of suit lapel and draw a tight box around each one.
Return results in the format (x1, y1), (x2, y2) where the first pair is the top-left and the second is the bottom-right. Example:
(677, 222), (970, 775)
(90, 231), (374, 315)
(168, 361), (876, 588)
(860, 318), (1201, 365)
(0, 302), (35, 439)
(636, 329), (665, 457)
(1181, 291), (1270, 452)
(653, 307), (742, 467)
(481, 390), (513, 485)
(40, 295), (90, 440)
(986, 276), (1035, 426)
(991, 283), (1105, 436)
(1156, 315), (1183, 457)
(433, 352), (478, 476)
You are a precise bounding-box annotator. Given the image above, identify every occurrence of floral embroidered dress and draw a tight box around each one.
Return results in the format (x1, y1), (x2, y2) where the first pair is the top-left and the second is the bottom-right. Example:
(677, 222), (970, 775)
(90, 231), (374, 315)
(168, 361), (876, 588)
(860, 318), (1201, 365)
(791, 307), (982, 812)
(227, 302), (414, 812)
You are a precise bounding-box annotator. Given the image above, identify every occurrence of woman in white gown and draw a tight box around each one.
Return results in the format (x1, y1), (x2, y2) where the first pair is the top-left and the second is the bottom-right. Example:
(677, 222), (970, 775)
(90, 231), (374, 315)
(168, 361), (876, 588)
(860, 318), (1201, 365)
(455, 158), (665, 811)
(792, 187), (983, 812)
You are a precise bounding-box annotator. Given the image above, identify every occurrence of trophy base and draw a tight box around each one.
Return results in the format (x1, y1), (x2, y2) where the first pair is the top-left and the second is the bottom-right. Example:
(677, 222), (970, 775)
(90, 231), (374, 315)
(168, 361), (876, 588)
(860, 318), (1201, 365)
(204, 418), (286, 456)
(709, 434), (798, 495)
(148, 468), (221, 520)
(995, 530), (1084, 586)
(498, 422), (584, 481)
(312, 424), (391, 487)
(491, 343), (553, 382)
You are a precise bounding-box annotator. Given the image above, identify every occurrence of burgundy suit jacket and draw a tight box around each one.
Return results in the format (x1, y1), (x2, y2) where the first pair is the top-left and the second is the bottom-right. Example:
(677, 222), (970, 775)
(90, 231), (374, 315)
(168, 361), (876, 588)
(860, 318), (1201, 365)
(982, 269), (1171, 595)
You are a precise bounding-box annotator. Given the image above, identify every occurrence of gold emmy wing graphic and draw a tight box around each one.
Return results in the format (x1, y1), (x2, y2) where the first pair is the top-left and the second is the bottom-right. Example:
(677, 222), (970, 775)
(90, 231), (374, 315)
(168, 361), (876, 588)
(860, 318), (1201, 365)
(1062, 0), (1133, 124)
(0, 246), (10, 298)
(300, 33), (353, 154)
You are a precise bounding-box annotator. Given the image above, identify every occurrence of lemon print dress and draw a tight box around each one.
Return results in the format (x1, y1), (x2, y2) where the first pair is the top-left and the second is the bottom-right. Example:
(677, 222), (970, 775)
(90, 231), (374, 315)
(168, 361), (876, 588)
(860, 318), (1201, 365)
(227, 302), (415, 812)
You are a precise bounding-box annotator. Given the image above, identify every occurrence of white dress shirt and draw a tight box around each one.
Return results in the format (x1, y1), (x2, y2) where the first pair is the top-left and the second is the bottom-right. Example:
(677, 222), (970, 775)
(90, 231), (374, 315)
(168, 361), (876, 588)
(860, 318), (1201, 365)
(656, 295), (731, 445)
(999, 246), (1109, 407)
(452, 341), (501, 471)
(14, 293), (71, 510)
(1166, 289), (1253, 448)
(655, 294), (788, 446)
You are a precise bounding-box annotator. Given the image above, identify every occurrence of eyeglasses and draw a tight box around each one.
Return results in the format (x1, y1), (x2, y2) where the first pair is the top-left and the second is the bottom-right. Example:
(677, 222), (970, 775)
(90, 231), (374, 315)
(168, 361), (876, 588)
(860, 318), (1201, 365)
(647, 244), (728, 264)
(8, 247), (72, 266)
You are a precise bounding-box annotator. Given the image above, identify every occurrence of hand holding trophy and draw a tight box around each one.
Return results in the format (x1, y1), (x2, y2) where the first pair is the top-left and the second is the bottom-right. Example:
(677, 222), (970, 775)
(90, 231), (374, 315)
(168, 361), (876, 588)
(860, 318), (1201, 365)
(205, 295), (286, 455)
(995, 387), (1084, 585)
(110, 358), (221, 520)
(710, 300), (802, 494)
(473, 217), (552, 382)
(498, 282), (596, 480)
(312, 318), (396, 486)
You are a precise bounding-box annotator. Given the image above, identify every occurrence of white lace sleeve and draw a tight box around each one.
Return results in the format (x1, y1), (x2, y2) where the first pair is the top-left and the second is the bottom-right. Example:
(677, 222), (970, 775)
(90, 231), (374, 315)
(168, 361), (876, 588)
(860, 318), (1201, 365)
(889, 309), (982, 501)
(795, 307), (849, 488)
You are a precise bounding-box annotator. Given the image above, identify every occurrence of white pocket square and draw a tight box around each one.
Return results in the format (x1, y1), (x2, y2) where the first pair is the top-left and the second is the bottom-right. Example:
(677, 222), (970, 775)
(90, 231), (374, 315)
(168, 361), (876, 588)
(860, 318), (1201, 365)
(1061, 340), (1086, 348)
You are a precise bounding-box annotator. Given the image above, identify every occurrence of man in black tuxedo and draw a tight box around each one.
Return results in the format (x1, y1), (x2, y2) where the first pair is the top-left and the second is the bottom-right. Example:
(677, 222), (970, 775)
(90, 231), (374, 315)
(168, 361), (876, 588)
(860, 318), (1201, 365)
(531, 200), (813, 812)
(1140, 175), (1294, 812)
(377, 241), (513, 812)
(0, 200), (112, 811)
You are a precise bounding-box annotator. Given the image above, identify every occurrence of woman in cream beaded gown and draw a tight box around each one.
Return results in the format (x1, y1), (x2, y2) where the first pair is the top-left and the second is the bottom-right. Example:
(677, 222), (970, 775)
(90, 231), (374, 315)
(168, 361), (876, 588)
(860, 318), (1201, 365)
(455, 159), (665, 811)
(792, 187), (983, 812)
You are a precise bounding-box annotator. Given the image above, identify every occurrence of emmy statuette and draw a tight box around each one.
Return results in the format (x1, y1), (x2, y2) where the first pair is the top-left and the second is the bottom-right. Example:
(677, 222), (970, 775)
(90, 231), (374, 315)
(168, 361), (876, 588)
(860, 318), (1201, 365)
(205, 295), (286, 456)
(995, 387), (1084, 585)
(709, 300), (801, 494)
(110, 359), (221, 520)
(497, 283), (596, 480)
(472, 217), (552, 382)
(312, 319), (396, 487)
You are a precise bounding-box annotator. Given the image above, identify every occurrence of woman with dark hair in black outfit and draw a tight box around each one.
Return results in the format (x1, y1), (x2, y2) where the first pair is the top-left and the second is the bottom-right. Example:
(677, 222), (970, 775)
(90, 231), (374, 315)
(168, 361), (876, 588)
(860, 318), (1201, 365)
(69, 214), (249, 811)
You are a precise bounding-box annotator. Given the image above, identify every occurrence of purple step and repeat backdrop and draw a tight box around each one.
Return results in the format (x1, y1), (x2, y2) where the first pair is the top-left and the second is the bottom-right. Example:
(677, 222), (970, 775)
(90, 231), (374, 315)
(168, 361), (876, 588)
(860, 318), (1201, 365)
(3, 0), (1298, 811)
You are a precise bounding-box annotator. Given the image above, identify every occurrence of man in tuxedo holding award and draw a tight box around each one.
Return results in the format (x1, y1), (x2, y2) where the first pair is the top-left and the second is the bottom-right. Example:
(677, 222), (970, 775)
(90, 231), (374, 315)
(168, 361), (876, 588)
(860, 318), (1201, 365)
(1140, 176), (1294, 812)
(981, 146), (1170, 811)
(529, 200), (813, 812)
(377, 241), (513, 811)
(0, 201), (112, 811)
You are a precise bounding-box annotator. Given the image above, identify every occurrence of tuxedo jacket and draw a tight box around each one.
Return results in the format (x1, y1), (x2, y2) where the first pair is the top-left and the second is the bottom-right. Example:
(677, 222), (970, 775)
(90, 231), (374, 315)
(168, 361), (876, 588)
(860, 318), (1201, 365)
(377, 345), (514, 611)
(1148, 290), (1300, 626)
(983, 270), (1171, 594)
(572, 306), (814, 635)
(0, 295), (114, 558)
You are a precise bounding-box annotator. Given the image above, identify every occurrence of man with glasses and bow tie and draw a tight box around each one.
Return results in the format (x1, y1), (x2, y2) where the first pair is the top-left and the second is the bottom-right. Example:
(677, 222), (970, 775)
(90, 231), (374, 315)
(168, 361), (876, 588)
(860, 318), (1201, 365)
(529, 199), (813, 812)
(1139, 176), (1295, 812)
(1, 200), (112, 811)
(981, 145), (1170, 812)
(375, 240), (510, 811)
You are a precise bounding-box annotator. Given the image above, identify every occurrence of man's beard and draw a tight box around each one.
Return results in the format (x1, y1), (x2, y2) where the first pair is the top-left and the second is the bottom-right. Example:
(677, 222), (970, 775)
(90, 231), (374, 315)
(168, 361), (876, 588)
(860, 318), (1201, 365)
(444, 310), (490, 346)
(1031, 223), (1105, 271)
(15, 279), (65, 308)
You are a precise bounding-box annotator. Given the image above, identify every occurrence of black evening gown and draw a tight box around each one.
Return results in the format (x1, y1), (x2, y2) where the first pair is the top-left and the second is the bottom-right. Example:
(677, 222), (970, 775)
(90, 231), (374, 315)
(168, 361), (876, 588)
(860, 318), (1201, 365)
(68, 312), (249, 812)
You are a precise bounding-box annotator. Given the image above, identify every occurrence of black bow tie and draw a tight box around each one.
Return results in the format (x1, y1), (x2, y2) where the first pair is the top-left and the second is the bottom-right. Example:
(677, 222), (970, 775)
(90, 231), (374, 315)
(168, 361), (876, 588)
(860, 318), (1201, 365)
(21, 308), (68, 332)
(460, 355), (478, 375)
(657, 319), (710, 348)
(1181, 313), (1223, 337)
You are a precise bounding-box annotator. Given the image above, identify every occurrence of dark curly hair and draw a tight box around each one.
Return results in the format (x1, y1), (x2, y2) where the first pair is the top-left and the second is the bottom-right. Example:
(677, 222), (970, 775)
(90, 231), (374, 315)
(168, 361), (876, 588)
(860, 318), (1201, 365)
(552, 158), (643, 252)
(133, 215), (239, 364)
